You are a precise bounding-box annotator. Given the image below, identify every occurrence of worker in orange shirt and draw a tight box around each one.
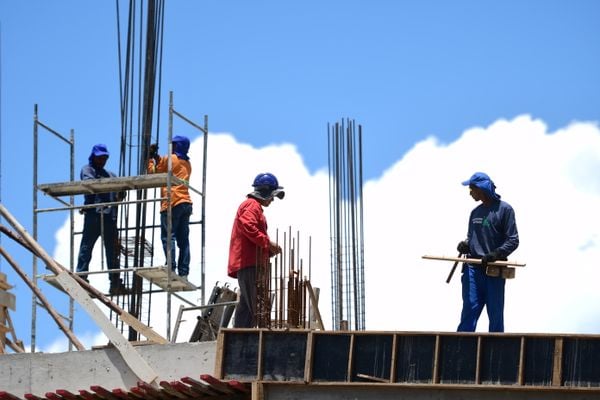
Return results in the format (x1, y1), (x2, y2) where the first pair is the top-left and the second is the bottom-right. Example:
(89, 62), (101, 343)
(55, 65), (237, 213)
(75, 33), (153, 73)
(148, 136), (192, 279)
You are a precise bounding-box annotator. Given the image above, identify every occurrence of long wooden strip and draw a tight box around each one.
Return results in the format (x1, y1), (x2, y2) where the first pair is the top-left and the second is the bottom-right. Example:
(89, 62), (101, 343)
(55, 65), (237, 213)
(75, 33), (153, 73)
(422, 255), (526, 267)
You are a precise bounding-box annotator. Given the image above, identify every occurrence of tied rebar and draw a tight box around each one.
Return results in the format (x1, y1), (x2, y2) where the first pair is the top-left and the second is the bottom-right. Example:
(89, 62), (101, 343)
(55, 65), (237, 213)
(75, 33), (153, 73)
(328, 119), (365, 331)
(255, 228), (316, 329)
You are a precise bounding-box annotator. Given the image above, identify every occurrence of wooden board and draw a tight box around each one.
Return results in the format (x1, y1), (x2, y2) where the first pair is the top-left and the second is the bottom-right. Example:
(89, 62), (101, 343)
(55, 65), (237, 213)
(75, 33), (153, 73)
(422, 254), (526, 267)
(0, 272), (12, 291)
(135, 266), (197, 291)
(0, 290), (16, 311)
(37, 173), (187, 197)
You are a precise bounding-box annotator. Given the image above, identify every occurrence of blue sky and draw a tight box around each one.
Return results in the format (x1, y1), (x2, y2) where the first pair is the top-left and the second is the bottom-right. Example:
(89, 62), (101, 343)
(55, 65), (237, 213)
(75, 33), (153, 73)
(1, 1), (600, 351)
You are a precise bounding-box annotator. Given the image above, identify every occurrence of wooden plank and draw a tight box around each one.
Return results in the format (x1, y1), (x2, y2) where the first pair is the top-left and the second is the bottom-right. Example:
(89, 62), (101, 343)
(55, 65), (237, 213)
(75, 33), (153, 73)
(135, 267), (197, 292)
(0, 275), (12, 291)
(347, 333), (355, 382)
(120, 312), (169, 345)
(55, 271), (158, 383)
(422, 255), (526, 267)
(257, 330), (264, 381)
(304, 331), (315, 383)
(518, 336), (526, 385)
(43, 275), (167, 345)
(0, 291), (15, 311)
(433, 334), (441, 384)
(552, 337), (563, 387)
(214, 331), (226, 379)
(37, 173), (187, 197)
(356, 373), (389, 382)
(305, 281), (324, 330)
(475, 336), (482, 384)
(0, 245), (85, 351)
(390, 334), (397, 383)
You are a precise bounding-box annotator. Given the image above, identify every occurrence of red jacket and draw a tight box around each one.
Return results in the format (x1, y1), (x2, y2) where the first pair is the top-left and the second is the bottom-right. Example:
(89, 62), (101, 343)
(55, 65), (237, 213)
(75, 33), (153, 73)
(228, 197), (271, 278)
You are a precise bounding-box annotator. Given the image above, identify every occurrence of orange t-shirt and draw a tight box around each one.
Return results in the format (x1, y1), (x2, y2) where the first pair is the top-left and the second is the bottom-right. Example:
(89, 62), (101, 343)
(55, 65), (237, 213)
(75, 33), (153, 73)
(147, 154), (192, 212)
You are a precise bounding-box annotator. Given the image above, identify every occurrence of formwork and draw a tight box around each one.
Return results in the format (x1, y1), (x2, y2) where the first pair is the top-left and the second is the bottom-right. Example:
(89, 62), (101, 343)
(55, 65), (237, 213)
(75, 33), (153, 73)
(216, 329), (600, 400)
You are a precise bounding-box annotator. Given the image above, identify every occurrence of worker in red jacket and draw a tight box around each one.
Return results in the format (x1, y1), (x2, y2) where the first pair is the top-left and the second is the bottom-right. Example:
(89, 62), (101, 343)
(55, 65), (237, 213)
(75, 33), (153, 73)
(228, 173), (284, 328)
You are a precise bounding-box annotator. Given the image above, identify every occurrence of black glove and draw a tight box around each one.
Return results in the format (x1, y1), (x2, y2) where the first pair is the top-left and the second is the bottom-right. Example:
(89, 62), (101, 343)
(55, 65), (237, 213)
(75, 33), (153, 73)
(456, 240), (469, 255)
(481, 251), (499, 268)
(149, 143), (159, 159)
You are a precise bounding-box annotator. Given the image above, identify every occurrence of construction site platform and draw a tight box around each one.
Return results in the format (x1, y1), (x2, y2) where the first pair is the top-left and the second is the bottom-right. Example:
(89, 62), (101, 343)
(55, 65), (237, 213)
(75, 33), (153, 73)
(41, 266), (196, 294)
(37, 173), (187, 196)
(135, 266), (197, 291)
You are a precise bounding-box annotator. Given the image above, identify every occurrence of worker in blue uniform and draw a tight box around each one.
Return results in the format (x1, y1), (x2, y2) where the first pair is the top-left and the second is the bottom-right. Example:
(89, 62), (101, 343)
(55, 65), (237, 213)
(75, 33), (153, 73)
(456, 172), (519, 332)
(76, 144), (129, 295)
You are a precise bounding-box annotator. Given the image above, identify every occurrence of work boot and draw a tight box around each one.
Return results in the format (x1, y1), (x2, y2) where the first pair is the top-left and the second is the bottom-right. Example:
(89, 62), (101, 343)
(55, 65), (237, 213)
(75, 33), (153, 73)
(109, 279), (131, 296)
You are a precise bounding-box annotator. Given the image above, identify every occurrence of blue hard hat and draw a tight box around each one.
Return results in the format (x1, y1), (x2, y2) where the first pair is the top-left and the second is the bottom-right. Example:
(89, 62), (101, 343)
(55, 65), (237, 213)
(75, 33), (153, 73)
(250, 172), (285, 200)
(253, 172), (280, 189)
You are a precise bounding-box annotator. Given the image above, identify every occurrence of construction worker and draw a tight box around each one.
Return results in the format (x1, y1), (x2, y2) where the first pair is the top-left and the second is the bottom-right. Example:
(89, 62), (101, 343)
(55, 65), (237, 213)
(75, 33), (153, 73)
(227, 173), (284, 328)
(148, 136), (193, 279)
(76, 144), (129, 295)
(456, 172), (519, 332)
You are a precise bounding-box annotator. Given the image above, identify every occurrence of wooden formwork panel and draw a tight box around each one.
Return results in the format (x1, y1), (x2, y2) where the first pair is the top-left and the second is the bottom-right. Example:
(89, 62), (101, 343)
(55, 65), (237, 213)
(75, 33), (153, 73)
(216, 329), (600, 390)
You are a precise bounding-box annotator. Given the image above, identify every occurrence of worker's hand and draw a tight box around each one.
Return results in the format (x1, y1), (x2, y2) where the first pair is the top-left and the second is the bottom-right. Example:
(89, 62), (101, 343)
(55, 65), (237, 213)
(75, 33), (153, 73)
(149, 143), (159, 157)
(456, 240), (469, 255)
(269, 242), (282, 257)
(481, 251), (499, 268)
(149, 143), (161, 163)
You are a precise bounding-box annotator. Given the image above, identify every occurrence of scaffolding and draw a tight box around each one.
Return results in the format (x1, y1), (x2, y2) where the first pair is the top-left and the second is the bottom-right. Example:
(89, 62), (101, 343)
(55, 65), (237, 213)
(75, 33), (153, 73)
(30, 92), (208, 349)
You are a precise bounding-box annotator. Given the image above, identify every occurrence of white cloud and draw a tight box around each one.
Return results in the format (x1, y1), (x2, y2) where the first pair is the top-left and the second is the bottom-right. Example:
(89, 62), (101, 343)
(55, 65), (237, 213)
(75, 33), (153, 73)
(47, 114), (600, 351)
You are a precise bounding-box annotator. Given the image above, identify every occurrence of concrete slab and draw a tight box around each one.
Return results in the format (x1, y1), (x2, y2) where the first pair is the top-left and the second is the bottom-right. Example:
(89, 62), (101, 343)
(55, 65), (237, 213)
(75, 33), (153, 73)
(0, 341), (216, 396)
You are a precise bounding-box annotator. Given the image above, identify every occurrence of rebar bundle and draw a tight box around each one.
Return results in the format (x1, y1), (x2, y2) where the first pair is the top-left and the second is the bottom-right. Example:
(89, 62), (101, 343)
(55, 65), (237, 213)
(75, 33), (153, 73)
(255, 228), (314, 329)
(328, 119), (365, 331)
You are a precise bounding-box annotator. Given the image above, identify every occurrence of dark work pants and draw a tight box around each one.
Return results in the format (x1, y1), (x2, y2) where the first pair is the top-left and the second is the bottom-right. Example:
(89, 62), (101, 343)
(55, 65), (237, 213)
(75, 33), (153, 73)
(457, 265), (506, 332)
(76, 212), (120, 284)
(234, 266), (256, 328)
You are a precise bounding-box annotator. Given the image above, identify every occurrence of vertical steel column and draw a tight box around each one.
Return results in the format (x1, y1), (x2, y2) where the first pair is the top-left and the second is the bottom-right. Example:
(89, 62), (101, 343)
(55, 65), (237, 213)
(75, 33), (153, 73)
(328, 119), (365, 331)
(31, 104), (39, 352)
(200, 114), (208, 305)
(166, 90), (174, 340)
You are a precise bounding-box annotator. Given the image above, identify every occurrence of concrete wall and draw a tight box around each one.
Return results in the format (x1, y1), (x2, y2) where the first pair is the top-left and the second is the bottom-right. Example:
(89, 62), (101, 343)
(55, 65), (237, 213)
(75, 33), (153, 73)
(0, 341), (216, 396)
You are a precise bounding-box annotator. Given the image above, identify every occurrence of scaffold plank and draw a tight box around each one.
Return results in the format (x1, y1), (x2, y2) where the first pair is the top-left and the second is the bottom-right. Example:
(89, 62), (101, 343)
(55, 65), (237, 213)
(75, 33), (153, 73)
(37, 174), (185, 197)
(135, 267), (197, 292)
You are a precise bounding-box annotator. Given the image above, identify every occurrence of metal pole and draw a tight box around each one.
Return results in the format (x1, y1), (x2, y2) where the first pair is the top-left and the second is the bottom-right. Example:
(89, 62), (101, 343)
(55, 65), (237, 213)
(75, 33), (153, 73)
(31, 104), (38, 352)
(166, 90), (173, 340)
(201, 114), (208, 305)
(68, 129), (75, 351)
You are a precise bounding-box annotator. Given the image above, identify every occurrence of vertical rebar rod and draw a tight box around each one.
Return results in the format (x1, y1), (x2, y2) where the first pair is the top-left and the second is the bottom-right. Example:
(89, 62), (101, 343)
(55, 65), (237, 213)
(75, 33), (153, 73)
(328, 119), (365, 330)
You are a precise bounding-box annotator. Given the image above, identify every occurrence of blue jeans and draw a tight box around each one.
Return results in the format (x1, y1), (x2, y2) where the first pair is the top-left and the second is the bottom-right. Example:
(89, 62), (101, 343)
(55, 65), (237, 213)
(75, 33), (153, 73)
(160, 202), (192, 276)
(457, 265), (506, 332)
(76, 212), (120, 284)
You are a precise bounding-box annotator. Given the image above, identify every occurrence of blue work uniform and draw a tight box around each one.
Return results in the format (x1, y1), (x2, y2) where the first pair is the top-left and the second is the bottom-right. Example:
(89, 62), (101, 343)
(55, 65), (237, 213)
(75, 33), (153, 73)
(458, 199), (519, 332)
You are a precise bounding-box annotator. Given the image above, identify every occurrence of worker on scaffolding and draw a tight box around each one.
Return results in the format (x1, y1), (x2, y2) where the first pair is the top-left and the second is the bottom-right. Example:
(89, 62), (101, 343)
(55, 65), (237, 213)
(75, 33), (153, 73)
(456, 172), (519, 332)
(227, 173), (284, 328)
(148, 136), (193, 279)
(76, 144), (129, 295)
